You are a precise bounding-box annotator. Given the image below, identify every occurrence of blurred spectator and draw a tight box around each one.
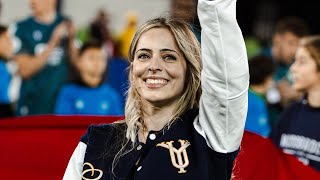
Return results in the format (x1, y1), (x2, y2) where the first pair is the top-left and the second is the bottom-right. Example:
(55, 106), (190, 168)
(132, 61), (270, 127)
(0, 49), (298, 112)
(271, 16), (309, 82)
(55, 40), (122, 115)
(11, 0), (76, 115)
(266, 16), (309, 126)
(0, 25), (21, 118)
(245, 55), (275, 137)
(171, 0), (201, 42)
(89, 9), (115, 58)
(76, 8), (130, 111)
(117, 11), (138, 59)
(270, 35), (320, 172)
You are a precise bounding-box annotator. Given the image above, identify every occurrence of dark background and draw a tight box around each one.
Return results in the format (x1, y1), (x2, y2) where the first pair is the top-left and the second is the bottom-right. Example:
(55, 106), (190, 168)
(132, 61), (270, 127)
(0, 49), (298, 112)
(237, 0), (319, 37)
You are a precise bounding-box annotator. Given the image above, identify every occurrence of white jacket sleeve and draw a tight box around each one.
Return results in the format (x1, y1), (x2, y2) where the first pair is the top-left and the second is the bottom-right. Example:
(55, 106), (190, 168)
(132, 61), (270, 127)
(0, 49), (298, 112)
(63, 142), (87, 180)
(194, 0), (249, 153)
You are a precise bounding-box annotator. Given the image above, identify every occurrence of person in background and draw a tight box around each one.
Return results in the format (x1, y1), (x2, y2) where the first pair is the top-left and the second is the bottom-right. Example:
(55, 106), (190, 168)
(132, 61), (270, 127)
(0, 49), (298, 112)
(0, 25), (21, 118)
(245, 55), (275, 137)
(11, 0), (76, 116)
(55, 40), (123, 115)
(270, 35), (320, 172)
(63, 0), (249, 179)
(266, 16), (309, 126)
(74, 9), (129, 110)
(89, 9), (116, 59)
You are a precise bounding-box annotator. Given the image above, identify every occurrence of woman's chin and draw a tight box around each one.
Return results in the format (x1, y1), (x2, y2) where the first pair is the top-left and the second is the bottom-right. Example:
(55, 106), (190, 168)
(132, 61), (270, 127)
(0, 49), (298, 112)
(142, 96), (177, 108)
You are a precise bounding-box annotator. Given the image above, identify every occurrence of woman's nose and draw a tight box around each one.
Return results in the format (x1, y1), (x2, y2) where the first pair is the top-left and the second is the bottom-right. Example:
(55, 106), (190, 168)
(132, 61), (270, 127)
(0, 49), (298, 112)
(148, 57), (162, 72)
(148, 65), (162, 72)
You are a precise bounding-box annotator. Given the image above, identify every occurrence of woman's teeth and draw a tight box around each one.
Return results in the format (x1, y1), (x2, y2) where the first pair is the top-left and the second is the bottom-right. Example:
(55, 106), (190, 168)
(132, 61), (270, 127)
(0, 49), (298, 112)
(146, 79), (167, 84)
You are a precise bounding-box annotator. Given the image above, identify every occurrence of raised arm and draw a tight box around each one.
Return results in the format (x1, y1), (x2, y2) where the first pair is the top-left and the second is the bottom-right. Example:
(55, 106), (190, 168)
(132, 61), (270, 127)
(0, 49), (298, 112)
(194, 0), (249, 153)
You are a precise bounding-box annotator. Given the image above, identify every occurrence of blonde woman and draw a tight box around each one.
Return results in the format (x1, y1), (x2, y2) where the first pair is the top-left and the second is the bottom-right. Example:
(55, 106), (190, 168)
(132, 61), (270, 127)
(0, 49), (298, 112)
(64, 0), (249, 179)
(270, 36), (320, 172)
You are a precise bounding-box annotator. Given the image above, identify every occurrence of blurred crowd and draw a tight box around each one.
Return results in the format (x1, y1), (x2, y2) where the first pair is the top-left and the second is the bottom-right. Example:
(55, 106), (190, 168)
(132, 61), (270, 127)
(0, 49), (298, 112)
(244, 13), (320, 172)
(0, 0), (319, 173)
(0, 0), (202, 118)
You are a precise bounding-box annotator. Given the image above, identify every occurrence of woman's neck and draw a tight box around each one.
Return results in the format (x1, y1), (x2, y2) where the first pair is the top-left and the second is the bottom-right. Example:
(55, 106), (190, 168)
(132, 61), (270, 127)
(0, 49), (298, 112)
(138, 101), (177, 143)
(307, 84), (320, 107)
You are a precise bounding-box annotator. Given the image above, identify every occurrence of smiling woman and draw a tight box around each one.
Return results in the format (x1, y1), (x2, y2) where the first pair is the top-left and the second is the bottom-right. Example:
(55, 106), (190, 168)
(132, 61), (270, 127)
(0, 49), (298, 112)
(130, 27), (189, 132)
(125, 18), (202, 144)
(63, 0), (249, 179)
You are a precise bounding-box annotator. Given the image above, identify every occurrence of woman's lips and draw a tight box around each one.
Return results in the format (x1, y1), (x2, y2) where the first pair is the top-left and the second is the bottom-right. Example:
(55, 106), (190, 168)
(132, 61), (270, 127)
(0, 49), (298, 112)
(144, 78), (168, 88)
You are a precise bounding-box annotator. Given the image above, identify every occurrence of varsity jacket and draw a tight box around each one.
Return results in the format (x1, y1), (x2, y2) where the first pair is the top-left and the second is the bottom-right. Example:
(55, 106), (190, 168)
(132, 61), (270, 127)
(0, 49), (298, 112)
(63, 0), (249, 179)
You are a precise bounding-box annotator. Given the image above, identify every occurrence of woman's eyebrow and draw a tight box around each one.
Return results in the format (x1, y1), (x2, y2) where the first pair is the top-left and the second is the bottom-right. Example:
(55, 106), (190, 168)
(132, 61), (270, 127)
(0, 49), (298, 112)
(135, 48), (152, 54)
(160, 49), (180, 57)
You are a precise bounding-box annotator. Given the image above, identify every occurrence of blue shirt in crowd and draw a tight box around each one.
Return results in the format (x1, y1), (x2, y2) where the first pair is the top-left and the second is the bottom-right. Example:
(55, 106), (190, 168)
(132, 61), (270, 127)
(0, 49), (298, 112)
(0, 60), (10, 103)
(55, 83), (123, 115)
(245, 89), (271, 137)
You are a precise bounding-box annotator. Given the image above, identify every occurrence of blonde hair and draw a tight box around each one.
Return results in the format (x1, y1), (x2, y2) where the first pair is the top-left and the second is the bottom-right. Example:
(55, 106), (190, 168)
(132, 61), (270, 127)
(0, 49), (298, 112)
(299, 35), (320, 71)
(125, 16), (202, 142)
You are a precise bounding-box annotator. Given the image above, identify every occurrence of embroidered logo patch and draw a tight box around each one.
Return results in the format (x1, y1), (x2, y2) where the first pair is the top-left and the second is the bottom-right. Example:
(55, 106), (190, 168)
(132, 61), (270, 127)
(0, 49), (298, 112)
(156, 139), (190, 173)
(82, 162), (103, 180)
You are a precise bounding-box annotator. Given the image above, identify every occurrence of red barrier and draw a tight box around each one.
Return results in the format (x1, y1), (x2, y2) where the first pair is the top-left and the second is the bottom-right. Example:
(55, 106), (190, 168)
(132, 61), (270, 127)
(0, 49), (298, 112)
(0, 115), (123, 180)
(1, 115), (319, 179)
(233, 131), (320, 179)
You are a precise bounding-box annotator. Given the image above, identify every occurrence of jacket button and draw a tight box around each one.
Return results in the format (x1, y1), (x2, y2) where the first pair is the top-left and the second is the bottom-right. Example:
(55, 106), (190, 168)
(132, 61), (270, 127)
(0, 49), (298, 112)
(137, 166), (142, 171)
(149, 134), (156, 140)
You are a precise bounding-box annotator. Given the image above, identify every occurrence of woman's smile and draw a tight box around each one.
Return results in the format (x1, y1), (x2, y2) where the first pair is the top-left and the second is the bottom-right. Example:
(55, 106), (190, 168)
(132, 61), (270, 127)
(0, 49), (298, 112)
(144, 77), (169, 89)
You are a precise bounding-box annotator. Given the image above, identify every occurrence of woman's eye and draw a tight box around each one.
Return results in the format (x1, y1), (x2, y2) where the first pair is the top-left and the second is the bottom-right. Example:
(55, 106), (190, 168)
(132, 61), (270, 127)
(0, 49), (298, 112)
(137, 54), (150, 60)
(163, 55), (177, 61)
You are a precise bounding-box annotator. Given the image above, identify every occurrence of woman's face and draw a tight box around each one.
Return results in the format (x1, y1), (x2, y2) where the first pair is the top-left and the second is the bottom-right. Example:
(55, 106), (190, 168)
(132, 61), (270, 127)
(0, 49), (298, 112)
(290, 47), (320, 92)
(132, 27), (187, 106)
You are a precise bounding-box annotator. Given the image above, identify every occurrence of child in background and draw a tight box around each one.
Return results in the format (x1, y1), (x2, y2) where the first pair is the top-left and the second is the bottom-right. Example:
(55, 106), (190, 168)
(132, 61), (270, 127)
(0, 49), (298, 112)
(55, 41), (123, 115)
(0, 25), (21, 118)
(245, 55), (275, 137)
(270, 36), (320, 171)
